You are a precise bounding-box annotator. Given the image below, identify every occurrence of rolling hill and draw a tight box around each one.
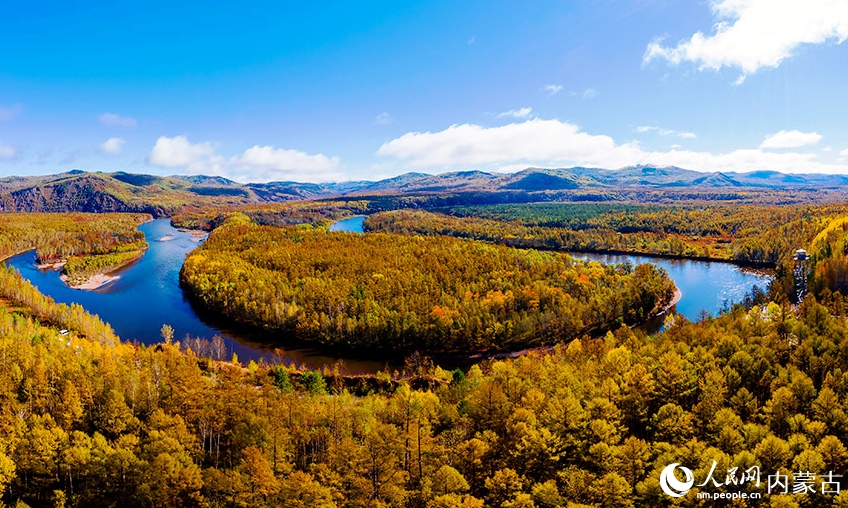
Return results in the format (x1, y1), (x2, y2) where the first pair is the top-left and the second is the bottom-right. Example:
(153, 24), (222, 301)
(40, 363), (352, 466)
(0, 165), (846, 215)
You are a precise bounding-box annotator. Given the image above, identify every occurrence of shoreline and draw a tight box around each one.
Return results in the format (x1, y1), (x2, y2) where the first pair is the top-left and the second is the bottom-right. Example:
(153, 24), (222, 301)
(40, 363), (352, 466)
(440, 288), (686, 367)
(563, 247), (776, 270)
(60, 272), (121, 290)
(659, 288), (683, 316)
(59, 250), (146, 291)
(175, 228), (209, 241)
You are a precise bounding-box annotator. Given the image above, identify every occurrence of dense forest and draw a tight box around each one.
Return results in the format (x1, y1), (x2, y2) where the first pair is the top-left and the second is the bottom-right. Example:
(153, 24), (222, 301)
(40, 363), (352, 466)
(180, 214), (676, 352)
(171, 200), (372, 231)
(4, 232), (848, 506)
(0, 213), (149, 287)
(365, 204), (843, 267)
(6, 202), (848, 506)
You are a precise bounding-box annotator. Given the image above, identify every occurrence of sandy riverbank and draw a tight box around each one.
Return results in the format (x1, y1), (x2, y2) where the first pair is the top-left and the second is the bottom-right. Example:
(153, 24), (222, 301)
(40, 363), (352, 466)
(36, 260), (66, 270)
(664, 289), (683, 313)
(177, 229), (208, 242)
(60, 273), (120, 290)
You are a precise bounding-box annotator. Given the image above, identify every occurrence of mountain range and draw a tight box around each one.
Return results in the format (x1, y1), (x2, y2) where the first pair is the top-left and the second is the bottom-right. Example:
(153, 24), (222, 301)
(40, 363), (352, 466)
(1, 166), (846, 215)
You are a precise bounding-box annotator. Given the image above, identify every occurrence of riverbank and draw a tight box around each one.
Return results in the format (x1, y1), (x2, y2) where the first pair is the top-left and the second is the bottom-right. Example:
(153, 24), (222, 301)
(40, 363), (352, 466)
(60, 250), (146, 290)
(660, 289), (683, 316)
(61, 272), (121, 290)
(562, 246), (777, 269)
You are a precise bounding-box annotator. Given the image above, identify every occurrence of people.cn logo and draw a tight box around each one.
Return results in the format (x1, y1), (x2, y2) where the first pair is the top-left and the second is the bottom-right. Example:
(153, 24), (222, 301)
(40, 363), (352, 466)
(660, 463), (695, 498)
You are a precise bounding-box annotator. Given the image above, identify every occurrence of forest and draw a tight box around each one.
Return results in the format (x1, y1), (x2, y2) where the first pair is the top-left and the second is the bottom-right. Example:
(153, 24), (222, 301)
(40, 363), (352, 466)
(364, 204), (846, 268)
(4, 203), (848, 506)
(180, 213), (676, 352)
(3, 226), (848, 506)
(170, 200), (372, 231)
(0, 213), (149, 287)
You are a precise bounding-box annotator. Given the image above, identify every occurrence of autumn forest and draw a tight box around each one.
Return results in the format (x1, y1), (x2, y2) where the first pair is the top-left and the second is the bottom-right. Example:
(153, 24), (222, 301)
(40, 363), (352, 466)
(3, 187), (848, 508)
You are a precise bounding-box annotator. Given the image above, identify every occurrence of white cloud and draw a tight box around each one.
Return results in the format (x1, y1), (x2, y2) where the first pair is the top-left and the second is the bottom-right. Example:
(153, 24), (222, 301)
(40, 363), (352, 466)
(100, 137), (126, 154)
(841, 148), (848, 156)
(637, 125), (697, 139)
(148, 136), (220, 172)
(570, 88), (598, 99)
(232, 145), (341, 182)
(760, 130), (822, 149)
(374, 112), (394, 125)
(497, 107), (533, 119)
(644, 0), (848, 83)
(0, 143), (15, 160)
(147, 135), (341, 182)
(378, 118), (848, 174)
(99, 112), (138, 128)
(0, 104), (22, 122)
(378, 119), (643, 168)
(544, 84), (563, 96)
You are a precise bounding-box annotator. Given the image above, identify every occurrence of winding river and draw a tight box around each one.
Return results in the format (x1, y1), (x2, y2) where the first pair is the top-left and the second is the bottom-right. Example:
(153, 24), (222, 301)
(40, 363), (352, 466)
(4, 216), (772, 372)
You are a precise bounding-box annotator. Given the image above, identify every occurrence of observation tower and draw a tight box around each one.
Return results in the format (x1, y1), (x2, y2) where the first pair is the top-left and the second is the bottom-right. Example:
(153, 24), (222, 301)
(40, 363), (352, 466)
(794, 249), (808, 303)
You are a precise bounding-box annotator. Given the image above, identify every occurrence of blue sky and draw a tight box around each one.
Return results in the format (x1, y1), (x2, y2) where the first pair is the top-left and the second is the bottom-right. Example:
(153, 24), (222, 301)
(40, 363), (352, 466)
(1, 0), (848, 182)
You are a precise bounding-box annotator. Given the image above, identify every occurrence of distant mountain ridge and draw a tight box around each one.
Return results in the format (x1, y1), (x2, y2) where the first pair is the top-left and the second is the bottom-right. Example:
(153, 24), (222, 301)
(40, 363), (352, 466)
(0, 166), (846, 215)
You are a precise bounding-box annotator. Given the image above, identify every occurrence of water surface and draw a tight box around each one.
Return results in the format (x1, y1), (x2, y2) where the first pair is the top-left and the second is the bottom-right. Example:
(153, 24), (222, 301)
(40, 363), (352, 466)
(332, 215), (773, 321)
(328, 215), (365, 232)
(5, 219), (389, 373)
(572, 252), (772, 323)
(5, 217), (773, 372)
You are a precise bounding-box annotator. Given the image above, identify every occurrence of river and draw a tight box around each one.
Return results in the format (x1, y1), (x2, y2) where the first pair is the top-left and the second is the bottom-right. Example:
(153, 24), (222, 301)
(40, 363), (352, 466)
(5, 219), (389, 373)
(570, 252), (772, 325)
(4, 216), (772, 372)
(331, 215), (772, 323)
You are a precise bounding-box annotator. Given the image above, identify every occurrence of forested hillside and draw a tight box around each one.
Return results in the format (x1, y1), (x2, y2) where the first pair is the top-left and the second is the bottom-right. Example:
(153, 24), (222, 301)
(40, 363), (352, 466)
(3, 167), (848, 218)
(5, 202), (848, 506)
(365, 204), (840, 267)
(171, 200), (372, 231)
(4, 243), (848, 506)
(180, 214), (676, 352)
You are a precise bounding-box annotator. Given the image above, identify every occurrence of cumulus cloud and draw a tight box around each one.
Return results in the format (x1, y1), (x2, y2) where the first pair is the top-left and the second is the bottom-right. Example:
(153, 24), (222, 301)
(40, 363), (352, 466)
(0, 143), (15, 160)
(760, 130), (822, 149)
(148, 136), (220, 172)
(147, 135), (341, 182)
(497, 107), (533, 119)
(637, 126), (697, 139)
(644, 0), (848, 83)
(100, 137), (126, 154)
(99, 112), (138, 128)
(544, 84), (563, 96)
(374, 112), (394, 125)
(378, 119), (643, 169)
(0, 104), (22, 122)
(378, 118), (848, 174)
(232, 145), (341, 181)
(841, 148), (848, 156)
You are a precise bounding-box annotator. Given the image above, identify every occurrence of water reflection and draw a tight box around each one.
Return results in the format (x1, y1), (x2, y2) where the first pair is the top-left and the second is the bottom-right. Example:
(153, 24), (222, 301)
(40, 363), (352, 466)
(4, 217), (773, 373)
(5, 219), (390, 373)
